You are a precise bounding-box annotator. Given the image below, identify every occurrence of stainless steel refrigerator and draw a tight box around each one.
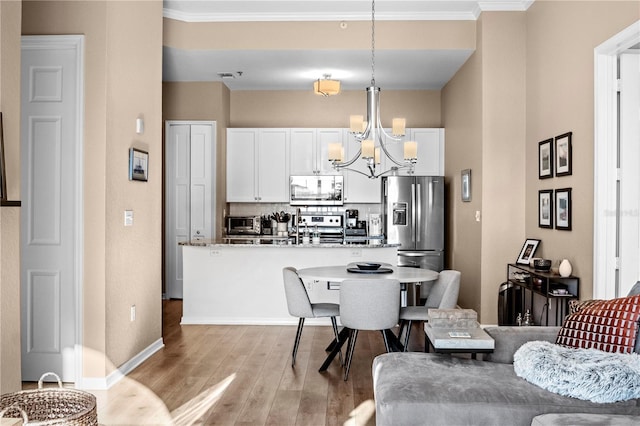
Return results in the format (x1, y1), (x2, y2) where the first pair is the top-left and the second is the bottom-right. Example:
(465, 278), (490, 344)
(381, 176), (445, 273)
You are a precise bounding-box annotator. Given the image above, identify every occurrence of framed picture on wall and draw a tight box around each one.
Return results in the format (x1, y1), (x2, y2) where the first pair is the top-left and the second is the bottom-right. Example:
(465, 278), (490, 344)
(555, 132), (572, 177)
(555, 188), (572, 230)
(0, 112), (6, 201)
(538, 138), (553, 179)
(461, 169), (471, 202)
(538, 189), (553, 229)
(129, 148), (149, 181)
(517, 239), (541, 265)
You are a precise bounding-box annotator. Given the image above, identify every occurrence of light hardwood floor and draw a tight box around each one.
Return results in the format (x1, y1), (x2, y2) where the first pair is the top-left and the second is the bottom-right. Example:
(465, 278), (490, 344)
(30, 300), (424, 426)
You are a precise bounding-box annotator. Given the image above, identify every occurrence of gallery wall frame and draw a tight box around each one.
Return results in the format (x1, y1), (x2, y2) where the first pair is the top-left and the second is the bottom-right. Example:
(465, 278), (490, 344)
(555, 188), (572, 230)
(461, 169), (471, 202)
(538, 189), (553, 229)
(0, 112), (6, 201)
(538, 138), (554, 179)
(129, 147), (149, 182)
(517, 238), (541, 265)
(555, 132), (572, 177)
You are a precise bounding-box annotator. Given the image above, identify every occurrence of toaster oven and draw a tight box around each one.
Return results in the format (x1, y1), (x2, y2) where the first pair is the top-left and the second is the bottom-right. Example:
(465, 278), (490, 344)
(226, 216), (261, 235)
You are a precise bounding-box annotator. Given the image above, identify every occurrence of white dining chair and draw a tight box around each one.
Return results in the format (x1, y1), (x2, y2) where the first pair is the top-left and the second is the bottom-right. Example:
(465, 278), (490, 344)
(282, 266), (342, 367)
(340, 278), (400, 380)
(397, 270), (461, 351)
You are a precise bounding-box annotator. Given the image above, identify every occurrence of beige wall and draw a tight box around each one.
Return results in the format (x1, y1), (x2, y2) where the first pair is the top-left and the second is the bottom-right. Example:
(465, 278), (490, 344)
(0, 0), (22, 393)
(525, 1), (639, 300)
(22, 0), (163, 380)
(443, 2), (637, 323)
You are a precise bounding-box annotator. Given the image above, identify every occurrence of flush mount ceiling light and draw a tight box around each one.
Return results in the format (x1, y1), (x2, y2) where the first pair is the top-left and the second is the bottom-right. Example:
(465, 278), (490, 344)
(313, 74), (341, 97)
(328, 0), (417, 179)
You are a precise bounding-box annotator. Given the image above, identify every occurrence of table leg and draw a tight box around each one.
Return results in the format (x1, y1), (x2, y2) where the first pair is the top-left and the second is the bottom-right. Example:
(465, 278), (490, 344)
(319, 327), (350, 372)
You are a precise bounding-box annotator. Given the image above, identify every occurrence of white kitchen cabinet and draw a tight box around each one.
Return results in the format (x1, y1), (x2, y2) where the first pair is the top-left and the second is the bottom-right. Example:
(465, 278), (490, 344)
(227, 128), (289, 202)
(290, 128), (342, 175)
(382, 128), (445, 176)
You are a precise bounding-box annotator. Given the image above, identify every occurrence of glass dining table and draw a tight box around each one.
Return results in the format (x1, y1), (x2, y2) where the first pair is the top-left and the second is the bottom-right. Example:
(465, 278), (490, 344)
(296, 263), (439, 371)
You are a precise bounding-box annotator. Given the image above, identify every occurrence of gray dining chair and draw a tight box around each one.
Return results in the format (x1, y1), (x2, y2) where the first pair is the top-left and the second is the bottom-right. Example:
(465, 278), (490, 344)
(397, 270), (461, 351)
(282, 266), (342, 367)
(340, 278), (400, 380)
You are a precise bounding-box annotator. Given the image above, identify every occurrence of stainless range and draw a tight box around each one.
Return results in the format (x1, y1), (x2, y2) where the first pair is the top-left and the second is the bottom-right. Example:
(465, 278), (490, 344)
(296, 212), (344, 244)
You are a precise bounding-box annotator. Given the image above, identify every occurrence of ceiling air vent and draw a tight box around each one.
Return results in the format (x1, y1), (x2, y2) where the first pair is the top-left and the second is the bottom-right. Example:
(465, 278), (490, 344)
(217, 71), (243, 80)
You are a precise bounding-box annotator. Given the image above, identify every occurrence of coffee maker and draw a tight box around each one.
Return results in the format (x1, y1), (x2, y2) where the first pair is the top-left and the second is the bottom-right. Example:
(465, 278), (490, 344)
(346, 209), (358, 228)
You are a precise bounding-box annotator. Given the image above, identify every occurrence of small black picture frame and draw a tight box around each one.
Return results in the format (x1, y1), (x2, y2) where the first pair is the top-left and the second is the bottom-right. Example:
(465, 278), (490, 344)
(517, 239), (541, 265)
(129, 148), (149, 181)
(555, 132), (572, 177)
(538, 138), (553, 179)
(538, 189), (553, 229)
(555, 188), (572, 230)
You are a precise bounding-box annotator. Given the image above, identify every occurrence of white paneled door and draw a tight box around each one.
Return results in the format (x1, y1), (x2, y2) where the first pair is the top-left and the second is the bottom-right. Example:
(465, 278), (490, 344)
(21, 36), (84, 382)
(165, 121), (216, 299)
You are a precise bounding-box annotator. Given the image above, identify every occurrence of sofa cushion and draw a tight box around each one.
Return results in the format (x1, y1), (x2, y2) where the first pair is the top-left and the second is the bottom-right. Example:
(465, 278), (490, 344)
(373, 352), (640, 426)
(514, 341), (640, 403)
(569, 299), (603, 314)
(532, 413), (640, 426)
(483, 326), (560, 364)
(556, 294), (640, 353)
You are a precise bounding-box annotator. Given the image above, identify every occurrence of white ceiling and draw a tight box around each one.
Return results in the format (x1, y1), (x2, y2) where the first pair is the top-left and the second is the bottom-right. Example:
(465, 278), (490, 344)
(162, 1), (534, 90)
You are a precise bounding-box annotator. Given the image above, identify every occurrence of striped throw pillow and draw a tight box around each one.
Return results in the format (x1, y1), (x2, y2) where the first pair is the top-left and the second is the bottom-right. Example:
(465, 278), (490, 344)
(556, 295), (640, 353)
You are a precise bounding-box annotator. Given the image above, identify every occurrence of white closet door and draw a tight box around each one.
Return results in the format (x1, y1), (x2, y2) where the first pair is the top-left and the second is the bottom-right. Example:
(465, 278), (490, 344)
(21, 36), (83, 382)
(165, 121), (215, 299)
(619, 53), (640, 297)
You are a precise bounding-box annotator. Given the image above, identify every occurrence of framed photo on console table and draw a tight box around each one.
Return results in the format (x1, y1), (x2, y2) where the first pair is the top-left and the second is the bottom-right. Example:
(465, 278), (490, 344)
(538, 189), (553, 229)
(555, 188), (572, 230)
(517, 239), (540, 265)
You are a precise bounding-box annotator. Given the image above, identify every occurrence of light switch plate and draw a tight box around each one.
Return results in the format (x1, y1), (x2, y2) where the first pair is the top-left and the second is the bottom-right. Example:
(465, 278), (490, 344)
(124, 210), (133, 226)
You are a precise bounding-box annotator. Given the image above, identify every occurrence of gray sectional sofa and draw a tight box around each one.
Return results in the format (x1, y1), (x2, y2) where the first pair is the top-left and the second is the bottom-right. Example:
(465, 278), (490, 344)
(372, 326), (640, 426)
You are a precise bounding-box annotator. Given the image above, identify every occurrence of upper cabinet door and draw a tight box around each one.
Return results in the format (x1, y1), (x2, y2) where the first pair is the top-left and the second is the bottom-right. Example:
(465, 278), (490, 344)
(316, 129), (343, 175)
(227, 129), (257, 201)
(410, 128), (445, 176)
(290, 128), (342, 175)
(257, 129), (289, 202)
(289, 129), (316, 175)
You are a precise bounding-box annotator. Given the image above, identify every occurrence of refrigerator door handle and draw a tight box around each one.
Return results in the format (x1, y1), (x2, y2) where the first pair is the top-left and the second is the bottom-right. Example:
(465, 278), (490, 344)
(416, 183), (422, 242)
(411, 183), (416, 243)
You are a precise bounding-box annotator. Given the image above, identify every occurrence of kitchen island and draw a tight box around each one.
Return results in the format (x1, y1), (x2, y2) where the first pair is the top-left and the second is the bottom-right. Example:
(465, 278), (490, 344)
(180, 241), (399, 325)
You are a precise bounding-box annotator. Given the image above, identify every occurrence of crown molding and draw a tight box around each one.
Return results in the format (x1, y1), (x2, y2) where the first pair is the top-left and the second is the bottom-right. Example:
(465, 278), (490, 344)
(163, 1), (534, 23)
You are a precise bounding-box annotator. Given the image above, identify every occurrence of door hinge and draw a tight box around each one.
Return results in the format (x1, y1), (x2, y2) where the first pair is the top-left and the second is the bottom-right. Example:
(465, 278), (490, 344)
(615, 257), (621, 270)
(616, 78), (622, 92)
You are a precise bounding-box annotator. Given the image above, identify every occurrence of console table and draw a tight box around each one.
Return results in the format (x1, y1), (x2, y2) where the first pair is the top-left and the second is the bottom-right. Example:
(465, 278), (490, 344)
(506, 263), (579, 326)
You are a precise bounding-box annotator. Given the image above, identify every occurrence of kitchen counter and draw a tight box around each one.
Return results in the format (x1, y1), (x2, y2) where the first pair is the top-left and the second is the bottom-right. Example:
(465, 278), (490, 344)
(181, 243), (400, 325)
(180, 237), (397, 248)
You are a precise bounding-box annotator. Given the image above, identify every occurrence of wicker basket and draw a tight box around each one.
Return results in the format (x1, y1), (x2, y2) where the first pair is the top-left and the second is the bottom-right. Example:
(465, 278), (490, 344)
(0, 373), (97, 425)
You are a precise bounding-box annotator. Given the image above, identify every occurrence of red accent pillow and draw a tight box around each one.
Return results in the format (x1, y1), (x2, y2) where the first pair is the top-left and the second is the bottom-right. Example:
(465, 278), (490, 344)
(556, 294), (640, 353)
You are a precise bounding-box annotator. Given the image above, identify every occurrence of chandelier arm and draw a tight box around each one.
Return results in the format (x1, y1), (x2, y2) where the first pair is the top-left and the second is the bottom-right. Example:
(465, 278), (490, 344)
(331, 147), (361, 168)
(375, 111), (406, 167)
(335, 165), (374, 179)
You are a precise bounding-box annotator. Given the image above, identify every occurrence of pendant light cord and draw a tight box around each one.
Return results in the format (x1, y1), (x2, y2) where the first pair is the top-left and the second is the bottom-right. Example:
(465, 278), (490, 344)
(370, 0), (376, 86)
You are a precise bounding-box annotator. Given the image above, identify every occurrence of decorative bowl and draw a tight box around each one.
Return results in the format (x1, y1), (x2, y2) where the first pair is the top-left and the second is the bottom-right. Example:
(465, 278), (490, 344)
(533, 258), (552, 271)
(357, 263), (381, 271)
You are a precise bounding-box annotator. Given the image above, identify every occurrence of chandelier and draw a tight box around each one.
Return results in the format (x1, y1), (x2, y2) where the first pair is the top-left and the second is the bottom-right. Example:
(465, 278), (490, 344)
(327, 0), (417, 179)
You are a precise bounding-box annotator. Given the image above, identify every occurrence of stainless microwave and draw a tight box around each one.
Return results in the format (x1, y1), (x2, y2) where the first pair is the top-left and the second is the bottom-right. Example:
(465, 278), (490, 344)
(290, 175), (343, 206)
(226, 216), (261, 235)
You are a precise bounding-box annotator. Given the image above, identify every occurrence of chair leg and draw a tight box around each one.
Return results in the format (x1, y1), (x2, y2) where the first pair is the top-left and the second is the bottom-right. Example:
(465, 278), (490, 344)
(397, 320), (406, 342)
(330, 317), (344, 366)
(381, 329), (392, 353)
(292, 317), (305, 367)
(343, 329), (359, 381)
(402, 320), (413, 351)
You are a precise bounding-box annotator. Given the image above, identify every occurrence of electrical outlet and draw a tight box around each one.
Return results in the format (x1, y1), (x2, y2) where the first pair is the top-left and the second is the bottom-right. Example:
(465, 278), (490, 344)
(210, 249), (221, 257)
(475, 211), (481, 222)
(130, 305), (136, 322)
(350, 249), (362, 257)
(124, 210), (133, 226)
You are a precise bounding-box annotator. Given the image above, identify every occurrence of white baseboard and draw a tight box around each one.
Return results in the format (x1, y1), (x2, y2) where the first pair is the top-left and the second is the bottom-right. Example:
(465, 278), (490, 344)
(79, 338), (164, 390)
